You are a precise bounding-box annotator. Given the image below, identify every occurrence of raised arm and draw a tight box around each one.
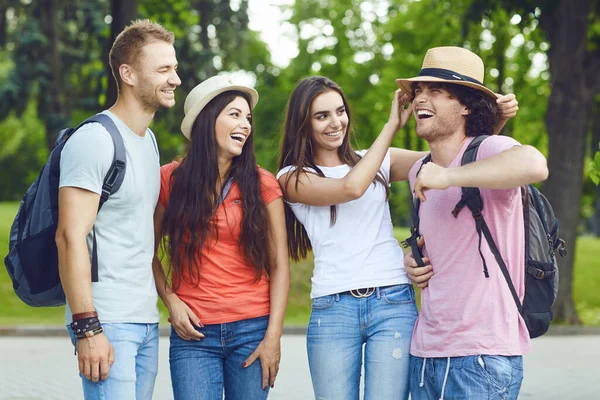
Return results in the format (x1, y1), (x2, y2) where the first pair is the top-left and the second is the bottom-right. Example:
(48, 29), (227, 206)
(152, 204), (203, 341)
(493, 93), (519, 135)
(280, 89), (412, 206)
(414, 144), (548, 201)
(243, 197), (290, 389)
(389, 148), (429, 182)
(56, 187), (114, 382)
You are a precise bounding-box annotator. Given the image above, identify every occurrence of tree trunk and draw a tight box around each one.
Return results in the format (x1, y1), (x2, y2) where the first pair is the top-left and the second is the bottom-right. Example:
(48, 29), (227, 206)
(37, 0), (69, 150)
(0, 1), (8, 48)
(541, 0), (600, 324)
(105, 0), (138, 107)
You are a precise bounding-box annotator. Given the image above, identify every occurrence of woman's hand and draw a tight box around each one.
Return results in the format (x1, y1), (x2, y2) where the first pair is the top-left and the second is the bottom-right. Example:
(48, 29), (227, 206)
(166, 294), (204, 341)
(242, 333), (282, 389)
(388, 88), (413, 132)
(497, 93), (519, 120)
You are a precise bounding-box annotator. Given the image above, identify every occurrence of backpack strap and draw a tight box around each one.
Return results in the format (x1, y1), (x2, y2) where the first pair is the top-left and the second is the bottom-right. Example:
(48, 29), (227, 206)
(452, 135), (523, 314)
(70, 113), (127, 282)
(402, 154), (432, 267)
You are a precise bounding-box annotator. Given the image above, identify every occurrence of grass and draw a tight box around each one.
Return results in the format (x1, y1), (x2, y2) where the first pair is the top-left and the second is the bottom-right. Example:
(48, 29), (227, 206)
(1, 202), (599, 327)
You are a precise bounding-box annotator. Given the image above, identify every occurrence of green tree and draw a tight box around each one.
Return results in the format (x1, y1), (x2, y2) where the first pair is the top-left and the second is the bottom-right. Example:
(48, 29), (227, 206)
(466, 0), (600, 325)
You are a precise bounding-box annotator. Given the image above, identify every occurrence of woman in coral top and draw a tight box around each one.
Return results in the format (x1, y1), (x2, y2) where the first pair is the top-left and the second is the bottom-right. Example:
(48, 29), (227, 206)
(152, 76), (290, 400)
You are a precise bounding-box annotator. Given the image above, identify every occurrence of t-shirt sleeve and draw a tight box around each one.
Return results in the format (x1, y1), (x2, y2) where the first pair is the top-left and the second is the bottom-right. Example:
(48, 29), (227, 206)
(259, 168), (283, 206)
(477, 135), (522, 203)
(159, 162), (179, 208)
(59, 124), (114, 194)
(477, 135), (521, 159)
(356, 148), (392, 182)
(276, 165), (297, 180)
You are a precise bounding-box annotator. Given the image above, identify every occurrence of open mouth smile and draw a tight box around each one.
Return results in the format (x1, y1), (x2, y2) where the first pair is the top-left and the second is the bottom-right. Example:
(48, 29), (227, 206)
(230, 133), (247, 143)
(324, 129), (343, 138)
(416, 109), (434, 119)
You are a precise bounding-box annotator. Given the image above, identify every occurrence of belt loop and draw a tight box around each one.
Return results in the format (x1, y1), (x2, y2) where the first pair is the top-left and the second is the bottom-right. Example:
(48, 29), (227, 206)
(335, 293), (340, 302)
(376, 287), (381, 299)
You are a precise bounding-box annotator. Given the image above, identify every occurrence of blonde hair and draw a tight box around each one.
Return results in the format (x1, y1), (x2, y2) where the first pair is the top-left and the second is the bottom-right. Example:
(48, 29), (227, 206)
(109, 19), (175, 90)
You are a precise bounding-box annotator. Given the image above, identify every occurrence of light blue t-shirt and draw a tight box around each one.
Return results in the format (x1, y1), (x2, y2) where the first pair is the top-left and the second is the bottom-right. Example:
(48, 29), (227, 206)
(59, 110), (160, 324)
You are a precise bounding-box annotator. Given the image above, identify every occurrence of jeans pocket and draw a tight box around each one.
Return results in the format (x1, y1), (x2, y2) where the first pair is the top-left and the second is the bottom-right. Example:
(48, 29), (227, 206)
(382, 284), (415, 305)
(475, 355), (514, 390)
(311, 295), (336, 310)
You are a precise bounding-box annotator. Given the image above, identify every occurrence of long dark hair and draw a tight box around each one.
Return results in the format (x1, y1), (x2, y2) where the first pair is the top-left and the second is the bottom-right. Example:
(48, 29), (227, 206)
(162, 91), (272, 289)
(278, 76), (389, 261)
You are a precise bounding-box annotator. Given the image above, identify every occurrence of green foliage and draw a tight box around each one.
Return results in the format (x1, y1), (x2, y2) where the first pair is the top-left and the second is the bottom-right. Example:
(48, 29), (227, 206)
(591, 144), (600, 186)
(0, 103), (47, 201)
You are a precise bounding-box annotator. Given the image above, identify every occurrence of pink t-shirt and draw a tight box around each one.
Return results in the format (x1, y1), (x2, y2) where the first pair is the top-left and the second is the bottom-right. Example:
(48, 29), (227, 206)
(408, 135), (531, 357)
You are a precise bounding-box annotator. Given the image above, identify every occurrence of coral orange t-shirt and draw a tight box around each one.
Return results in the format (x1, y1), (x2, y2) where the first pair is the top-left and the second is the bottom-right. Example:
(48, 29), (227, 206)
(158, 161), (282, 324)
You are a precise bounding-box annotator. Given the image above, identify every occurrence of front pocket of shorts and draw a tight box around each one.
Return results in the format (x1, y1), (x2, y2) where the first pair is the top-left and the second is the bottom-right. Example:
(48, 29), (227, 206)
(382, 284), (414, 305)
(475, 355), (513, 390)
(311, 295), (335, 310)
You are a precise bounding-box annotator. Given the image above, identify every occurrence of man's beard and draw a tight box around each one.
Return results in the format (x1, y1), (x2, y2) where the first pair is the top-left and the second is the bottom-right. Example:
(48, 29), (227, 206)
(416, 118), (460, 144)
(138, 89), (164, 113)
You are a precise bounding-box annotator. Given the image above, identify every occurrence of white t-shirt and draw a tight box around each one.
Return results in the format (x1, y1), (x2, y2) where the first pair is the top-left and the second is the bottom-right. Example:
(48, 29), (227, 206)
(277, 150), (409, 298)
(59, 110), (160, 324)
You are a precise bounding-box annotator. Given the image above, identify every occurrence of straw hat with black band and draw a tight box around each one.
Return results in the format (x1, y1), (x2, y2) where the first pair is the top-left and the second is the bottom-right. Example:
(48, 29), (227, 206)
(181, 75), (259, 140)
(395, 46), (498, 100)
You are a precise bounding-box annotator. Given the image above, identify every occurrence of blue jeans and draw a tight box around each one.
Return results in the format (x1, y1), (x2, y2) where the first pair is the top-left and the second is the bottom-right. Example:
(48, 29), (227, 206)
(169, 315), (271, 400)
(410, 355), (524, 400)
(67, 323), (159, 400)
(307, 284), (418, 400)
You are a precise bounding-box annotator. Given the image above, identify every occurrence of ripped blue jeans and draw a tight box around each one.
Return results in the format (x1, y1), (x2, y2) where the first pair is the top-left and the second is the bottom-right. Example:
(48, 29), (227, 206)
(306, 284), (418, 400)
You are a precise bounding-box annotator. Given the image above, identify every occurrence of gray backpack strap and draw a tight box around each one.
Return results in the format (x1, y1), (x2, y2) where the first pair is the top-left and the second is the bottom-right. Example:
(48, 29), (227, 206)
(84, 114), (127, 207)
(71, 113), (127, 283)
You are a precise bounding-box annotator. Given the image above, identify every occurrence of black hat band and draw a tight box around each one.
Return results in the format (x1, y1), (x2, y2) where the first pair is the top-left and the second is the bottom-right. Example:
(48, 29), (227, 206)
(418, 68), (483, 86)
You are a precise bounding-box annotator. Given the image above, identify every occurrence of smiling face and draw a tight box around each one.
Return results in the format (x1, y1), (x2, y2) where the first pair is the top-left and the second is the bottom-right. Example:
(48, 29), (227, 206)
(134, 41), (181, 112)
(412, 82), (469, 143)
(309, 90), (349, 154)
(214, 96), (252, 160)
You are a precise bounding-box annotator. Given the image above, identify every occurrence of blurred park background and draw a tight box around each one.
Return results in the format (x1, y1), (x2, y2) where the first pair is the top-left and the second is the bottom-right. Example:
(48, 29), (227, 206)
(0, 0), (599, 329)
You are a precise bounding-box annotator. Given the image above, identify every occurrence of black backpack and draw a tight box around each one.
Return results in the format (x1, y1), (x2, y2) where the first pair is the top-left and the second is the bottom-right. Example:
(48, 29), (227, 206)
(404, 135), (566, 338)
(4, 114), (126, 307)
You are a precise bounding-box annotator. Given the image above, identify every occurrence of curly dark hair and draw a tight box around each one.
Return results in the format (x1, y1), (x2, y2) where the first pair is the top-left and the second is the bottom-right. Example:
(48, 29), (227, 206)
(411, 82), (500, 137)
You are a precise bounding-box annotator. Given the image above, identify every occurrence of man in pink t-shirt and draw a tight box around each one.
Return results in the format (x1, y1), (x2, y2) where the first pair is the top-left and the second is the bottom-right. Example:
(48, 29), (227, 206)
(396, 47), (548, 399)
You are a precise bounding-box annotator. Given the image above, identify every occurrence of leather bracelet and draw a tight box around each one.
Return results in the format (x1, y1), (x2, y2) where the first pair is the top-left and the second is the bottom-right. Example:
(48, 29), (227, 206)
(71, 317), (102, 339)
(76, 326), (104, 340)
(72, 311), (98, 320)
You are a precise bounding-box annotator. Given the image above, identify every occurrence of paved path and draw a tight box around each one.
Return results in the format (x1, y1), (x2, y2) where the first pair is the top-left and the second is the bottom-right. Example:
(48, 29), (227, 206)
(0, 335), (598, 399)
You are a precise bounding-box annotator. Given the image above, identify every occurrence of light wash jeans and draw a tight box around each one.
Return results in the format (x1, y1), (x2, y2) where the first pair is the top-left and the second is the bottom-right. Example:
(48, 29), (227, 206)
(169, 315), (270, 400)
(67, 323), (159, 400)
(410, 355), (524, 400)
(307, 284), (418, 400)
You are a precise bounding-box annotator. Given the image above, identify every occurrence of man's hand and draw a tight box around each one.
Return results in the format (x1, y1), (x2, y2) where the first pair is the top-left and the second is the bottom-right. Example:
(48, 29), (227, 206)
(414, 162), (450, 201)
(77, 333), (114, 382)
(242, 333), (281, 389)
(404, 237), (433, 288)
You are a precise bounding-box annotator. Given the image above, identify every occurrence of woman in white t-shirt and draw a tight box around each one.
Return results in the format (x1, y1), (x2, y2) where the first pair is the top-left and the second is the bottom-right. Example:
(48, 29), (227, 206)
(276, 76), (423, 399)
